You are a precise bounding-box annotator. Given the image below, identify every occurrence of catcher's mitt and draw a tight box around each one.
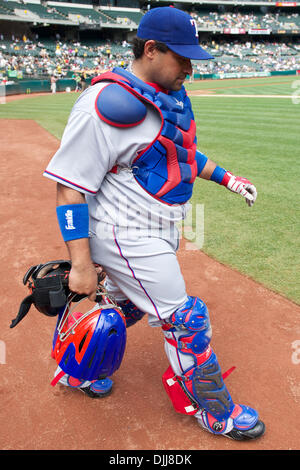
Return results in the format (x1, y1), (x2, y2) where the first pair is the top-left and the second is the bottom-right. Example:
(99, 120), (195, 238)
(10, 260), (105, 328)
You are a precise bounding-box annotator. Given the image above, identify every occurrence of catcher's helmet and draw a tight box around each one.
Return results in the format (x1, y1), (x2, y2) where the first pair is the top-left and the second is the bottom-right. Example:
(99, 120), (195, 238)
(53, 295), (127, 381)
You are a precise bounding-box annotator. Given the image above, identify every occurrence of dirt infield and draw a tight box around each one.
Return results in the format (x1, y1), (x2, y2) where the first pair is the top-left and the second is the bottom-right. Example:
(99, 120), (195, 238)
(0, 119), (299, 451)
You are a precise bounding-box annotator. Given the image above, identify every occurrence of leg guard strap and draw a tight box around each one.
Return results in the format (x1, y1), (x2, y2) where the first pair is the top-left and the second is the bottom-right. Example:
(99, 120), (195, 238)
(162, 365), (198, 415)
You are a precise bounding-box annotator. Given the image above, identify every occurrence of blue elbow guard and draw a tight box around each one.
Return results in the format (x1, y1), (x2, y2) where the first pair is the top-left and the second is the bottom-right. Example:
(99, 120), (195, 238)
(56, 204), (89, 242)
(195, 150), (208, 176)
(95, 83), (147, 127)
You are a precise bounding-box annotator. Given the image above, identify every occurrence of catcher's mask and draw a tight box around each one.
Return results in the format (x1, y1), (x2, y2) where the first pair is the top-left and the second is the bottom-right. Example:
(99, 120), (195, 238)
(53, 292), (127, 381)
(10, 260), (72, 328)
(10, 260), (105, 328)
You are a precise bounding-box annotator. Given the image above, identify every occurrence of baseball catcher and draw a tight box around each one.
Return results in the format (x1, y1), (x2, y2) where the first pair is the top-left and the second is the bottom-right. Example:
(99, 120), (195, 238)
(40, 7), (265, 440)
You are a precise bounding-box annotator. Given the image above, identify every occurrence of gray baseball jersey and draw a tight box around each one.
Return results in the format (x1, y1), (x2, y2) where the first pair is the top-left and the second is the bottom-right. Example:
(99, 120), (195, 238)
(44, 80), (191, 326)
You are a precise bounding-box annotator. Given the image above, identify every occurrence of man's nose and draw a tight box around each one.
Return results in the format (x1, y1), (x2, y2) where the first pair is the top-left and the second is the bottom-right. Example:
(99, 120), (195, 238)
(183, 59), (192, 75)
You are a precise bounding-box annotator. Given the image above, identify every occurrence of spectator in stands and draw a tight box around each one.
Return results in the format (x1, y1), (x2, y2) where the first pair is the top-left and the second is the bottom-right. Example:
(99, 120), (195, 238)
(0, 35), (299, 79)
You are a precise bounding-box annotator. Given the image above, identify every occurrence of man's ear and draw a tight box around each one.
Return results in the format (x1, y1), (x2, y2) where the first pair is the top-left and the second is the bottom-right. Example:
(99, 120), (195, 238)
(143, 40), (158, 59)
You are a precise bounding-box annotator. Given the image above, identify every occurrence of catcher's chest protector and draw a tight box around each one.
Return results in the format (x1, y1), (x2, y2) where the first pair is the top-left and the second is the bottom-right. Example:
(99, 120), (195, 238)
(92, 67), (198, 205)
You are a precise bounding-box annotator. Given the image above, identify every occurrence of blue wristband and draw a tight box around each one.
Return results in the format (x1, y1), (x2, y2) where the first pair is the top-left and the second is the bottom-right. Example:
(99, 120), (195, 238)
(56, 204), (89, 242)
(210, 166), (227, 184)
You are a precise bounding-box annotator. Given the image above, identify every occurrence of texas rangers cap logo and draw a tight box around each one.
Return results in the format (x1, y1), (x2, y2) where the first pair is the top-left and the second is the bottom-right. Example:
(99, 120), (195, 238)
(190, 19), (199, 38)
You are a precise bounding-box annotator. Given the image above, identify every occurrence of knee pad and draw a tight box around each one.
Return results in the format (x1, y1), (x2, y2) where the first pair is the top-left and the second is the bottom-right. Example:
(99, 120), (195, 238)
(169, 296), (212, 356)
(162, 296), (234, 420)
(118, 299), (146, 328)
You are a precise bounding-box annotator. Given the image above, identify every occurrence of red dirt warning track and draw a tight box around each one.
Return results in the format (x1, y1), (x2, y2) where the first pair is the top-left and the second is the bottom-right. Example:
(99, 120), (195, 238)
(0, 119), (299, 451)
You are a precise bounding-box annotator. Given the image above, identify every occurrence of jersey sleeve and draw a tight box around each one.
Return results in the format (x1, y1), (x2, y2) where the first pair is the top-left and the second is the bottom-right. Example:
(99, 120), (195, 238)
(195, 149), (208, 176)
(43, 108), (117, 195)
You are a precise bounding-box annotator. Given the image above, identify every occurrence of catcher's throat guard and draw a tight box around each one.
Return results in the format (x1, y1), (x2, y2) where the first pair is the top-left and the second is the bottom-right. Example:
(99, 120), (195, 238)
(52, 292), (127, 382)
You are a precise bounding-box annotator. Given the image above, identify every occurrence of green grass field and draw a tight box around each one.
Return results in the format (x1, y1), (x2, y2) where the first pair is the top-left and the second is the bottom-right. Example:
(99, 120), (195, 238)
(1, 75), (299, 303)
(186, 74), (298, 95)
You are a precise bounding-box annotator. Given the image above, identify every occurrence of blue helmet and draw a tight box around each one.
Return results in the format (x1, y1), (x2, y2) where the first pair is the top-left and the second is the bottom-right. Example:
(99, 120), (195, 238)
(54, 299), (127, 381)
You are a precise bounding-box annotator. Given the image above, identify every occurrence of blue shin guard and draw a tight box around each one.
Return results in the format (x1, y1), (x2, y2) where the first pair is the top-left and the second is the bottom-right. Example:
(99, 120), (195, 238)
(166, 296), (234, 421)
(163, 296), (265, 439)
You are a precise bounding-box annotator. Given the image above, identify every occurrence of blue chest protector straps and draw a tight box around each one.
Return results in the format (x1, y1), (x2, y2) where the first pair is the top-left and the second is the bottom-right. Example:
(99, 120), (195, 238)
(92, 67), (207, 205)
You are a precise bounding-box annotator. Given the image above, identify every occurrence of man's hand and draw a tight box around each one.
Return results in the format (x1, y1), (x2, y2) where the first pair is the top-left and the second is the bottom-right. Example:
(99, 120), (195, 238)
(221, 171), (257, 207)
(68, 262), (99, 301)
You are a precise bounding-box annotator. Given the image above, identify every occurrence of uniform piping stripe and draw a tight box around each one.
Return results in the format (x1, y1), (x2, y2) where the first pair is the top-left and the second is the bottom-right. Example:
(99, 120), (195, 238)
(112, 226), (162, 321)
(43, 171), (97, 194)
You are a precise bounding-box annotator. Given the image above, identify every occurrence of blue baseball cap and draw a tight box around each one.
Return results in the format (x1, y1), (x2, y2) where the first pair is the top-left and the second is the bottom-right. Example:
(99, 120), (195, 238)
(137, 7), (214, 61)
